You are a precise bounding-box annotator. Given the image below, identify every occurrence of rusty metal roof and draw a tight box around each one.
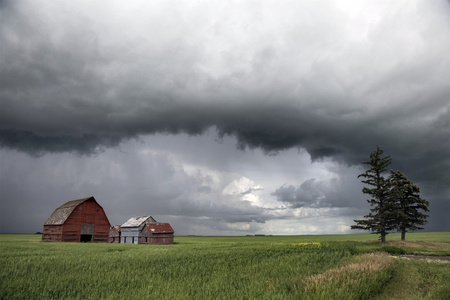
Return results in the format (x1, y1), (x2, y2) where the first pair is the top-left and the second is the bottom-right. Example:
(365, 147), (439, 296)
(121, 216), (156, 227)
(146, 222), (174, 233)
(44, 196), (95, 225)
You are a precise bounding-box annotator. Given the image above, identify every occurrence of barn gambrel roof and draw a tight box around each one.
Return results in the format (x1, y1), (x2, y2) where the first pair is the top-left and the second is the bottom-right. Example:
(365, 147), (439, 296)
(121, 216), (157, 227)
(44, 196), (96, 225)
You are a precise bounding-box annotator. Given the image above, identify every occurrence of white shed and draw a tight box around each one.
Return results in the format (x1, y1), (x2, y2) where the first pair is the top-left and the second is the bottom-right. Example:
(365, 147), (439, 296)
(120, 216), (156, 244)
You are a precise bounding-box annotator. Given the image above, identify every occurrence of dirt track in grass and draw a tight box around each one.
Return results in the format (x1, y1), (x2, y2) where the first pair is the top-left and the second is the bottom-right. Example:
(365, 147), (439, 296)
(399, 255), (450, 262)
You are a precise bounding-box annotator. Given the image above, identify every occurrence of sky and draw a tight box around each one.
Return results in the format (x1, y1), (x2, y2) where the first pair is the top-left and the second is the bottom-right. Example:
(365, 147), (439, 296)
(1, 0), (449, 235)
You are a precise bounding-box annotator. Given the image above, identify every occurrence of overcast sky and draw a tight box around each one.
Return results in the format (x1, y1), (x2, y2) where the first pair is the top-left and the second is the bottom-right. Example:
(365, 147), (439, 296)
(1, 0), (449, 235)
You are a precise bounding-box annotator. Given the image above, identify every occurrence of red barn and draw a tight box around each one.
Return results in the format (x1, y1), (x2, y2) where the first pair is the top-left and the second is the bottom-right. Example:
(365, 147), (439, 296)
(140, 222), (174, 244)
(42, 196), (111, 242)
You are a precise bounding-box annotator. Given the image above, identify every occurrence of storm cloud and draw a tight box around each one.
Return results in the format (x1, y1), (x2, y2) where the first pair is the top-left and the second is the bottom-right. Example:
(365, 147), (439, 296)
(1, 0), (449, 234)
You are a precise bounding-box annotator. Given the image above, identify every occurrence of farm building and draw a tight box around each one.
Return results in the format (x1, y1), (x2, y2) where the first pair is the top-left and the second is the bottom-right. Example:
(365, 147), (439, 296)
(141, 222), (174, 244)
(42, 196), (111, 242)
(109, 225), (121, 243)
(120, 216), (157, 244)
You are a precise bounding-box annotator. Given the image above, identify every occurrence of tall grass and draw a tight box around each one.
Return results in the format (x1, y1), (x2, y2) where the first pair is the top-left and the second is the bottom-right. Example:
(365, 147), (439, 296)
(289, 253), (395, 299)
(1, 233), (448, 299)
(376, 257), (450, 299)
(0, 236), (350, 299)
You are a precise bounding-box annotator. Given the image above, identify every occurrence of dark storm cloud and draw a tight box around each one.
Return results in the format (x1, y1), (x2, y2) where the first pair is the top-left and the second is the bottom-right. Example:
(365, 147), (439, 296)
(0, 129), (124, 155)
(1, 0), (449, 233)
(272, 177), (361, 209)
(1, 0), (449, 171)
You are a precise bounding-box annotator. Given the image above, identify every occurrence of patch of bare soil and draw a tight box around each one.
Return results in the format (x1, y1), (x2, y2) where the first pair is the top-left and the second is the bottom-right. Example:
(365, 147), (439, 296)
(389, 241), (450, 250)
(399, 255), (450, 262)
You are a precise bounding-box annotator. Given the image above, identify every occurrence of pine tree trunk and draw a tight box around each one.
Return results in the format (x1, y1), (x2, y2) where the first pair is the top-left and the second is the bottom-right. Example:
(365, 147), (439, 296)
(381, 234), (386, 245)
(401, 230), (406, 241)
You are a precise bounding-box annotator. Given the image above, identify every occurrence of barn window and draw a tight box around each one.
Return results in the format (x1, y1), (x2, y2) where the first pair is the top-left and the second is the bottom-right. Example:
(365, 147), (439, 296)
(96, 208), (99, 212)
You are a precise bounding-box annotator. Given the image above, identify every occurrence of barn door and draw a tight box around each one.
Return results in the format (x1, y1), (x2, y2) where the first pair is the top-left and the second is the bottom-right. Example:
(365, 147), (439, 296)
(80, 224), (94, 242)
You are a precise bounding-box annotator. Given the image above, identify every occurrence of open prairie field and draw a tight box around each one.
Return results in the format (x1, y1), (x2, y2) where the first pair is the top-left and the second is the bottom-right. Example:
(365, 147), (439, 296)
(1, 232), (449, 299)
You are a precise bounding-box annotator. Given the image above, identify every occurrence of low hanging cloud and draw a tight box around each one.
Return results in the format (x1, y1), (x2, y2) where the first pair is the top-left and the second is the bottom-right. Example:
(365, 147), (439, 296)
(272, 177), (359, 209)
(0, 144), (269, 233)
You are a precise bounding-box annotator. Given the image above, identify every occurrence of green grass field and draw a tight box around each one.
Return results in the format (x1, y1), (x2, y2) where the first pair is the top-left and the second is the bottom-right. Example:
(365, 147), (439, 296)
(1, 232), (449, 299)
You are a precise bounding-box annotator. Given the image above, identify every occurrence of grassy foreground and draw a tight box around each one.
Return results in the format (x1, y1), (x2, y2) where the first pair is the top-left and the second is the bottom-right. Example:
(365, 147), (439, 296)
(0, 232), (449, 299)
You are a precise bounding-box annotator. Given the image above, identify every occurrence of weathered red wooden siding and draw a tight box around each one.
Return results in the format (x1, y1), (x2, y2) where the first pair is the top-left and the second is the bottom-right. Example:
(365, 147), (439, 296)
(62, 199), (110, 242)
(151, 233), (174, 244)
(140, 223), (174, 244)
(109, 225), (121, 243)
(140, 226), (150, 244)
(42, 225), (63, 241)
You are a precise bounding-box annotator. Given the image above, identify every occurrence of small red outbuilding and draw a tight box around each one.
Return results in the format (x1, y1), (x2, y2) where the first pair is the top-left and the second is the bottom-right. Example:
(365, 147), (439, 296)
(42, 196), (111, 242)
(140, 222), (174, 244)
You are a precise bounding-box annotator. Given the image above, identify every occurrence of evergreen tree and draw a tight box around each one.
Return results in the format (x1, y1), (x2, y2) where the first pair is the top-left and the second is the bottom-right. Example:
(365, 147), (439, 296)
(389, 170), (430, 241)
(351, 146), (397, 244)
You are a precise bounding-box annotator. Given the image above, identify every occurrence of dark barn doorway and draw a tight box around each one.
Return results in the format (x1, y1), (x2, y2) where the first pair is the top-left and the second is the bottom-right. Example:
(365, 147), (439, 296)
(80, 224), (94, 242)
(80, 234), (92, 242)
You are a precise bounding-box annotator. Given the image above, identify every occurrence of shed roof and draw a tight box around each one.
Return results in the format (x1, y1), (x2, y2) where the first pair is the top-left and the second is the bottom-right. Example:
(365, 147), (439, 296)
(44, 196), (96, 225)
(121, 216), (156, 227)
(146, 222), (174, 234)
(110, 225), (121, 232)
